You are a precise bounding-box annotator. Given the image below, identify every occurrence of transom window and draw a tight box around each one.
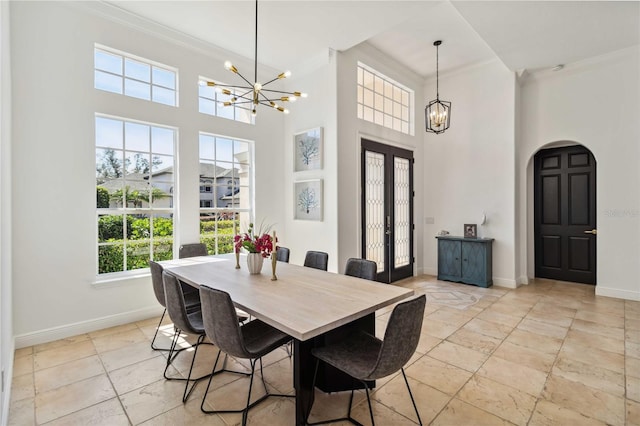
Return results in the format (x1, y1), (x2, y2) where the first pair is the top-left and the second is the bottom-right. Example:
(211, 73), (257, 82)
(198, 78), (254, 124)
(95, 115), (176, 275)
(198, 133), (253, 255)
(357, 62), (414, 135)
(94, 45), (177, 106)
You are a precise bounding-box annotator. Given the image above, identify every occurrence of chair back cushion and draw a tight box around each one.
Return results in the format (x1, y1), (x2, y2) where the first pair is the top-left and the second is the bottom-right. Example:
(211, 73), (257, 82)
(344, 258), (377, 281)
(370, 294), (425, 379)
(276, 247), (290, 263)
(163, 271), (198, 334)
(179, 243), (208, 259)
(149, 260), (166, 307)
(304, 251), (329, 271)
(199, 285), (250, 358)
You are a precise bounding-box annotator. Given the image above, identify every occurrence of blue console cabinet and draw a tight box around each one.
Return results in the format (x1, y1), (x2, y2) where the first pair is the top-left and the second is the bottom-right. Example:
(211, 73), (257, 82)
(436, 236), (494, 287)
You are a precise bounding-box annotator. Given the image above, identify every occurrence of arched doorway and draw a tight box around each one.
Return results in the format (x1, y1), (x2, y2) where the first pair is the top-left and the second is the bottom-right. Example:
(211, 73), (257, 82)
(534, 145), (596, 284)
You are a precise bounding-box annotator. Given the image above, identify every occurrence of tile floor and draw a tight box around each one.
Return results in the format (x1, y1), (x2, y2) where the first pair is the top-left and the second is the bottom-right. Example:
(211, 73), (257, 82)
(8, 277), (640, 425)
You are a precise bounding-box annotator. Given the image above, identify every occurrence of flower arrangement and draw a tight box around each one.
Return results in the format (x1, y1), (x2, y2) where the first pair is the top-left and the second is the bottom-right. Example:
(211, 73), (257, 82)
(234, 222), (274, 258)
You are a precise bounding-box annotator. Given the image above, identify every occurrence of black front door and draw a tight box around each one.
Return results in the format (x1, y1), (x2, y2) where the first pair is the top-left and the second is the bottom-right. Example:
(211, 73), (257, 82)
(534, 145), (597, 284)
(361, 139), (414, 283)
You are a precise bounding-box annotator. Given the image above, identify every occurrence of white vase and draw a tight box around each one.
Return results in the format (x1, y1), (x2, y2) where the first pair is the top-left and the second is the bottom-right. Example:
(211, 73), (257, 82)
(246, 253), (264, 274)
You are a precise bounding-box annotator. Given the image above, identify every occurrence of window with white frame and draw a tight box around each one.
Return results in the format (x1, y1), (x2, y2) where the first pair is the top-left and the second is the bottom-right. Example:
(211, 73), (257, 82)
(94, 45), (177, 106)
(198, 78), (254, 124)
(357, 62), (414, 135)
(198, 133), (253, 254)
(95, 115), (176, 275)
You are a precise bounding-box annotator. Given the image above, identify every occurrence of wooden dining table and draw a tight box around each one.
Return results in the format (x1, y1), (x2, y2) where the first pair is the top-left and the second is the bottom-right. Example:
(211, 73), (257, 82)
(160, 253), (414, 425)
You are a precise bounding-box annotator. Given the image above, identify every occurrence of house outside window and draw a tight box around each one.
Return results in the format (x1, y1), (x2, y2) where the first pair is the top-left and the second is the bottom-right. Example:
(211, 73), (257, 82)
(94, 45), (178, 107)
(357, 62), (414, 135)
(95, 115), (176, 275)
(199, 133), (253, 254)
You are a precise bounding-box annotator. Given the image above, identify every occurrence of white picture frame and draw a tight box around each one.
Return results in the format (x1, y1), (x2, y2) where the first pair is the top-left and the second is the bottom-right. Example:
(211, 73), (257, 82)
(294, 127), (323, 172)
(294, 179), (323, 221)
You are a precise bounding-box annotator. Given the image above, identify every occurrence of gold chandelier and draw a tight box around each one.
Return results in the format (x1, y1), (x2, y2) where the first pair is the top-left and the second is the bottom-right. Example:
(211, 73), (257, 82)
(202, 0), (306, 116)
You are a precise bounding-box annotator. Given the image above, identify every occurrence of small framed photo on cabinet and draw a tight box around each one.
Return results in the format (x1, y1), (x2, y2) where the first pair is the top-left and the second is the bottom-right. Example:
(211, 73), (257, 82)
(464, 224), (477, 238)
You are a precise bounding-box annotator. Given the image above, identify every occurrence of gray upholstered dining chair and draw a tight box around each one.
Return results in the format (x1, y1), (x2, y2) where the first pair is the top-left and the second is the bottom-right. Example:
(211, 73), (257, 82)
(305, 294), (426, 426)
(198, 285), (293, 425)
(179, 243), (208, 258)
(275, 246), (290, 263)
(162, 271), (214, 403)
(304, 250), (329, 271)
(344, 258), (377, 281)
(149, 260), (200, 351)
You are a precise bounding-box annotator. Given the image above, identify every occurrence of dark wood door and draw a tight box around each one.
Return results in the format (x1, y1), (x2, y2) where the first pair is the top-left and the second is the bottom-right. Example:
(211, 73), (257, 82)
(361, 139), (414, 283)
(534, 146), (596, 284)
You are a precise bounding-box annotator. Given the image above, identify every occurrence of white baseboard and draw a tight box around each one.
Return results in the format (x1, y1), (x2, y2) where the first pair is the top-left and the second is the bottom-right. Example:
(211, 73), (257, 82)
(596, 285), (640, 301)
(493, 277), (517, 288)
(518, 276), (530, 285)
(423, 267), (437, 276)
(14, 306), (164, 349)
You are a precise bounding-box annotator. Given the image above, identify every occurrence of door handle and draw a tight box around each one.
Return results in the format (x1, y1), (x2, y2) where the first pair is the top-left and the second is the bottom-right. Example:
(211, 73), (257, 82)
(583, 229), (597, 235)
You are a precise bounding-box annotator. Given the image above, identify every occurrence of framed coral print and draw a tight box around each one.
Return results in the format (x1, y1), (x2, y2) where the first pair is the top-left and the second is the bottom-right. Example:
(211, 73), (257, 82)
(294, 179), (323, 221)
(294, 127), (323, 172)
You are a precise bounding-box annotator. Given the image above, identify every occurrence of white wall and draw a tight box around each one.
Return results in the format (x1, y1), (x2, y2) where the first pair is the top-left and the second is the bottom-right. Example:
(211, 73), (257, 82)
(10, 1), (285, 345)
(336, 43), (425, 275)
(422, 59), (518, 287)
(518, 47), (640, 300)
(0, 0), (13, 421)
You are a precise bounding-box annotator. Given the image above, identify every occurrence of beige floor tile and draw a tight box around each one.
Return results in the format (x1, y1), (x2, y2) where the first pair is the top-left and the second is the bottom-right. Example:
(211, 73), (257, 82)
(628, 341), (640, 359)
(109, 355), (181, 395)
(565, 328), (625, 355)
(92, 328), (149, 353)
(120, 379), (190, 425)
(531, 301), (577, 319)
(446, 328), (502, 354)
(553, 356), (625, 397)
(529, 399), (607, 426)
(306, 389), (367, 423)
(476, 309), (522, 328)
(493, 341), (556, 373)
(627, 356), (640, 378)
(628, 399), (640, 426)
(560, 339), (625, 374)
(488, 301), (531, 318)
(372, 374), (450, 424)
(139, 323), (176, 344)
(34, 340), (96, 371)
(14, 346), (33, 359)
(405, 355), (472, 396)
(349, 397), (419, 426)
(43, 397), (129, 426)
(415, 332), (441, 354)
(432, 398), (515, 426)
(10, 373), (35, 403)
(139, 396), (227, 425)
(428, 341), (489, 372)
(477, 356), (548, 397)
(580, 299), (626, 317)
(88, 322), (139, 339)
(421, 318), (460, 339)
(202, 373), (273, 425)
(263, 356), (294, 395)
(572, 318), (625, 340)
(35, 355), (105, 394)
(576, 310), (626, 328)
(8, 397), (35, 426)
(463, 317), (514, 340)
(517, 318), (569, 340)
(457, 375), (537, 425)
(35, 374), (116, 424)
(525, 309), (574, 328)
(34, 334), (90, 353)
(628, 375), (640, 402)
(542, 374), (625, 426)
(506, 328), (564, 355)
(99, 340), (161, 372)
(426, 308), (474, 328)
(12, 354), (33, 377)
(627, 329), (640, 344)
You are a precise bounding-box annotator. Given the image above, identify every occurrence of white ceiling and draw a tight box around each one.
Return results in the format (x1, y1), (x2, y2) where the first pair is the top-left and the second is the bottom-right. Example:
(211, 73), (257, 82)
(106, 0), (640, 78)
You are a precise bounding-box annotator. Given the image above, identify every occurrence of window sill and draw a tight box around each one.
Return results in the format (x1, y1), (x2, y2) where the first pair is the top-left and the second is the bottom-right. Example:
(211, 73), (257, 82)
(92, 269), (150, 288)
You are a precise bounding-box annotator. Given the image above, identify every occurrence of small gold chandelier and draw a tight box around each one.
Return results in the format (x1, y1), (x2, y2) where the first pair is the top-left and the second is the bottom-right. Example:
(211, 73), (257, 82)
(425, 40), (451, 134)
(201, 0), (306, 117)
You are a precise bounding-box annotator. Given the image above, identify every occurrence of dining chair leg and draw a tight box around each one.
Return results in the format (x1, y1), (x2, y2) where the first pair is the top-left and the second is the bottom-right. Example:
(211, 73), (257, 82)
(401, 368), (422, 425)
(150, 308), (168, 351)
(200, 349), (222, 413)
(182, 334), (207, 403)
(363, 382), (375, 426)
